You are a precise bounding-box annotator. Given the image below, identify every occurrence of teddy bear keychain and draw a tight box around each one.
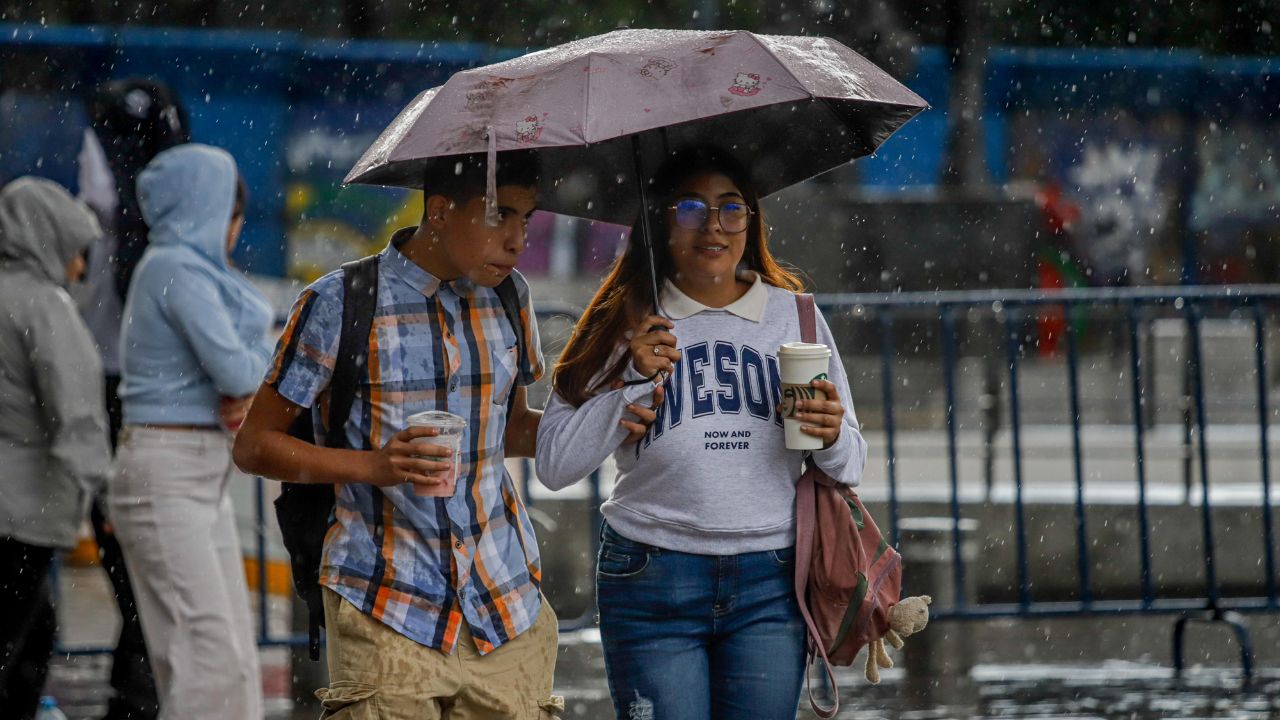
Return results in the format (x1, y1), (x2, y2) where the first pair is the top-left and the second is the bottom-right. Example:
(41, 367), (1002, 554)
(864, 595), (933, 684)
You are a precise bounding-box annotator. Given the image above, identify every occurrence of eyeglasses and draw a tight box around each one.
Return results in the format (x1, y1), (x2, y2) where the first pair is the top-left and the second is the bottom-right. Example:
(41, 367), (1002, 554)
(667, 198), (755, 233)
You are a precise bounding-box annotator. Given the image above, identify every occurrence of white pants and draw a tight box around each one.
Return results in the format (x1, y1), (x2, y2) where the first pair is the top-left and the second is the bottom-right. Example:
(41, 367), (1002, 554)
(108, 427), (263, 720)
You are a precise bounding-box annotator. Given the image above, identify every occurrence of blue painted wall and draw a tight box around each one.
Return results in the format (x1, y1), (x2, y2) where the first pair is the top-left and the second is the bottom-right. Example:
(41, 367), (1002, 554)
(1, 25), (1276, 283)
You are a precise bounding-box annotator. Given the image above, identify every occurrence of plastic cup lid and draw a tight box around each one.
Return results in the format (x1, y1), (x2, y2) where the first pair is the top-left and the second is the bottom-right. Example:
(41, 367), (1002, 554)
(406, 410), (468, 430)
(778, 342), (831, 358)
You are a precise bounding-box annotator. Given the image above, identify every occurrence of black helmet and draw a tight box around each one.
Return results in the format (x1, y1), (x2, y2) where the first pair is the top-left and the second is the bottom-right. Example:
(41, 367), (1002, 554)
(88, 77), (191, 176)
(87, 78), (192, 300)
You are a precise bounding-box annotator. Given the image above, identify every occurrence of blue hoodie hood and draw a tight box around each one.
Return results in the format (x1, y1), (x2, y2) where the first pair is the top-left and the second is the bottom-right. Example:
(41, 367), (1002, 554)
(120, 143), (273, 426)
(136, 143), (236, 268)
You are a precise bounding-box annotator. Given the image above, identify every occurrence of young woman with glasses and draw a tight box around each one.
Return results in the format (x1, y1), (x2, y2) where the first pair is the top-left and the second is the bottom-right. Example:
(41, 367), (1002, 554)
(535, 146), (867, 719)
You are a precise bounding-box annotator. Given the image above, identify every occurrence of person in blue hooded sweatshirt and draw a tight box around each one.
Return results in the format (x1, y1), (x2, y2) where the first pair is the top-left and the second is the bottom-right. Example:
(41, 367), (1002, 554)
(108, 143), (270, 719)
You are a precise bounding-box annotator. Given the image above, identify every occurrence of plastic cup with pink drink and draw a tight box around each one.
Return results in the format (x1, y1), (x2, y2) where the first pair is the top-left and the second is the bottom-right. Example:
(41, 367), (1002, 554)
(405, 411), (467, 497)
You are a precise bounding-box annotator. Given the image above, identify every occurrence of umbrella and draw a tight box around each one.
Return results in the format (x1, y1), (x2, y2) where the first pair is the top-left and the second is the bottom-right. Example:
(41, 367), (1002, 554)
(346, 28), (927, 299)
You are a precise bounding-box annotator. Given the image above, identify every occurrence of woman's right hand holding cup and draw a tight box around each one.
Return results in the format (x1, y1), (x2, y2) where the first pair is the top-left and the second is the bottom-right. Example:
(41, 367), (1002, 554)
(628, 315), (680, 381)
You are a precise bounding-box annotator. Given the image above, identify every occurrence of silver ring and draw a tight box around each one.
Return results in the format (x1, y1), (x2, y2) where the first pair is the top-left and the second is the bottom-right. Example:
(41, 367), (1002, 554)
(652, 345), (661, 356)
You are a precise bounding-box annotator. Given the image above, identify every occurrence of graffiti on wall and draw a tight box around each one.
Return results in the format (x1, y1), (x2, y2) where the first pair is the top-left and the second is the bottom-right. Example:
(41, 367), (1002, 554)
(279, 102), (628, 283)
(281, 103), (414, 282)
(1191, 120), (1280, 282)
(1193, 121), (1280, 233)
(1008, 111), (1185, 286)
(1065, 141), (1172, 283)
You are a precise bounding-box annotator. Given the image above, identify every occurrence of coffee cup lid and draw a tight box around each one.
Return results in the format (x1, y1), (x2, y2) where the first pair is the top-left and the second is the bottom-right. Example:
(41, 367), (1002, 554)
(406, 410), (467, 430)
(778, 342), (831, 359)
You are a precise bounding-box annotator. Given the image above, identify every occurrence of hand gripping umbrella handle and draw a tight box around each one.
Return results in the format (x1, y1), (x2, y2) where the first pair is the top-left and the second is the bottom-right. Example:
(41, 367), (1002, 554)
(623, 135), (670, 390)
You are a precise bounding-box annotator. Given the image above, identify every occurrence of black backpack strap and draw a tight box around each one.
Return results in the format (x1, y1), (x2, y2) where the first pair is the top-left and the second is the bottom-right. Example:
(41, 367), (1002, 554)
(301, 254), (379, 661)
(306, 597), (325, 663)
(326, 254), (381, 450)
(493, 275), (526, 417)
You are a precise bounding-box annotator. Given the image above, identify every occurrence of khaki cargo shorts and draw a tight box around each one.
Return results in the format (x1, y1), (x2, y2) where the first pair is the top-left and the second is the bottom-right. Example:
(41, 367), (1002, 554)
(317, 588), (563, 719)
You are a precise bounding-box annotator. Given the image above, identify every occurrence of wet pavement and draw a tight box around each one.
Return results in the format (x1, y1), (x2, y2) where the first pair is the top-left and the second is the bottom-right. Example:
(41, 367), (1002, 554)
(47, 539), (1280, 719)
(47, 647), (1280, 719)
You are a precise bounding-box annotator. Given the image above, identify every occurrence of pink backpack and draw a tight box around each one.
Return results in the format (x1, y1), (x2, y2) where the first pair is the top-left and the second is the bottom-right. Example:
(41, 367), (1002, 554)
(793, 294), (904, 719)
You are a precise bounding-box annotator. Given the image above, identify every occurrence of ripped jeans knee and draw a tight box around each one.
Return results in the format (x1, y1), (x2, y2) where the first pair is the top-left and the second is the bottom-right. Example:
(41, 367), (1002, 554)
(626, 690), (655, 720)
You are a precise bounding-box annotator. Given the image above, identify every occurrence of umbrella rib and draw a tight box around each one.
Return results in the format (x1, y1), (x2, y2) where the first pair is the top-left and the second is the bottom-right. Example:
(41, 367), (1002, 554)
(812, 94), (857, 156)
(582, 52), (593, 145)
(749, 33), (818, 104)
(815, 95), (929, 160)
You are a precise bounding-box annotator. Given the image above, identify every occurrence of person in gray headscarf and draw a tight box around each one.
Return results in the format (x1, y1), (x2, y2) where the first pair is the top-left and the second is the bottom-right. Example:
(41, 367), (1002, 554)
(0, 176), (112, 718)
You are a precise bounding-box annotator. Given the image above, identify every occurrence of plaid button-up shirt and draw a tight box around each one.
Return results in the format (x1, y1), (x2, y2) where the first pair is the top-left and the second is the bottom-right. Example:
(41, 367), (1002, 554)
(266, 230), (544, 654)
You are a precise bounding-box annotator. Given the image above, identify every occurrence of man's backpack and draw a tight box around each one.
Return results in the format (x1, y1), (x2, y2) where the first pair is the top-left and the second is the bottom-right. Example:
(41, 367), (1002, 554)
(792, 293), (904, 719)
(274, 254), (528, 660)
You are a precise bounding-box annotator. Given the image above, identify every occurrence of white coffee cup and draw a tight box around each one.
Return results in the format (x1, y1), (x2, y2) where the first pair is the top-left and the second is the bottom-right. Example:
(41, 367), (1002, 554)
(405, 410), (467, 497)
(778, 342), (832, 450)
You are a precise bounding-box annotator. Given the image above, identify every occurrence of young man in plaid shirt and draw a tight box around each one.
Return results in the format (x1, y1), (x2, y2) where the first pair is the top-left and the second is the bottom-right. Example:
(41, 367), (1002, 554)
(234, 150), (564, 718)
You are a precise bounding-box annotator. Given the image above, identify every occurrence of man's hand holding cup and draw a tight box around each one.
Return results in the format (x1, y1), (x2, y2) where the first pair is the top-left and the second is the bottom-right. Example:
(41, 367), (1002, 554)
(368, 425), (455, 492)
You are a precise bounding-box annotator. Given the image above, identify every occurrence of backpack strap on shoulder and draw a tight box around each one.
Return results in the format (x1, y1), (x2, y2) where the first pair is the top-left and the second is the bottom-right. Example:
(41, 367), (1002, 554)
(793, 291), (840, 718)
(326, 254), (380, 450)
(796, 292), (817, 344)
(297, 254), (378, 661)
(493, 275), (525, 418)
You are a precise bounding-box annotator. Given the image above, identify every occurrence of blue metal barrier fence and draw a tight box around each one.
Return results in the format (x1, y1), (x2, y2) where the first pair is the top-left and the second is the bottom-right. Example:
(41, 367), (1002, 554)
(56, 286), (1279, 679)
(818, 284), (1279, 681)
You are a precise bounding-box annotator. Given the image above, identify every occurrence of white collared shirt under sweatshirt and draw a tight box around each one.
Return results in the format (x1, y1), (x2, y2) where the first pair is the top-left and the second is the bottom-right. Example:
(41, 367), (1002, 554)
(535, 273), (867, 554)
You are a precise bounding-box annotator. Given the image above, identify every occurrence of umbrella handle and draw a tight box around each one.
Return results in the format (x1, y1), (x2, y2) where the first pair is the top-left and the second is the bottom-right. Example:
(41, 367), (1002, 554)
(631, 135), (663, 315)
(621, 369), (668, 388)
(629, 134), (672, 385)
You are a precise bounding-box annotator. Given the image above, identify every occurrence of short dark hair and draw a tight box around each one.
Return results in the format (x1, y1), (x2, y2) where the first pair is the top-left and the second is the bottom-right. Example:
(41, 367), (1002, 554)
(421, 149), (540, 203)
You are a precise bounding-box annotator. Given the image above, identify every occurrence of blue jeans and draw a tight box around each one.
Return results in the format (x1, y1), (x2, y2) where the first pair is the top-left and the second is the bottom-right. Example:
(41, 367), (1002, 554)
(595, 522), (806, 720)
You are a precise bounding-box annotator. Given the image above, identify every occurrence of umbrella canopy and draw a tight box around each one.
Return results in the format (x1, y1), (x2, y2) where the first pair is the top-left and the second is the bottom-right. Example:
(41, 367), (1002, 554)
(346, 29), (927, 226)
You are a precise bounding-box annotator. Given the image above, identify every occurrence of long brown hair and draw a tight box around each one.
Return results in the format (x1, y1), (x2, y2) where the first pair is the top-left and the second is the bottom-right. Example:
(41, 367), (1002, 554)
(553, 146), (805, 407)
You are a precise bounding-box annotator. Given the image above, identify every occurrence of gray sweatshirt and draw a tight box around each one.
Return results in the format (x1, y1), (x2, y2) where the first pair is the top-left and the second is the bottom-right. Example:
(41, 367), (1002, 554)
(536, 274), (867, 555)
(0, 177), (111, 549)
